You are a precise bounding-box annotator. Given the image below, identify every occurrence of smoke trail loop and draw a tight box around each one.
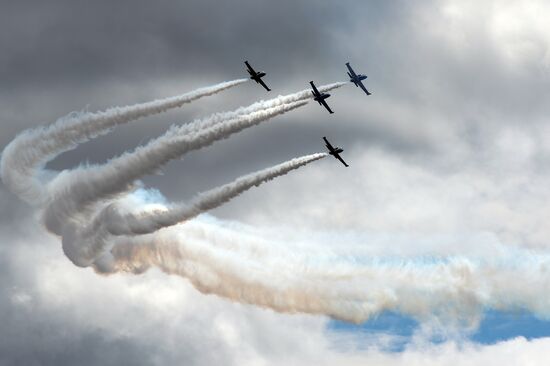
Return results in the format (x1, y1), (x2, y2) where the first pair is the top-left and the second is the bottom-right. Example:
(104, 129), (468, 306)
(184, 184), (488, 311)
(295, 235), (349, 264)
(1, 79), (247, 203)
(124, 153), (328, 234)
(43, 100), (309, 236)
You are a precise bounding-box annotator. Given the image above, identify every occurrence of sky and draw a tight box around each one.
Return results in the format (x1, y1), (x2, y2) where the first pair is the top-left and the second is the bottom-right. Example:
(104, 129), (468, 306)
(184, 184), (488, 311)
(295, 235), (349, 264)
(1, 0), (550, 364)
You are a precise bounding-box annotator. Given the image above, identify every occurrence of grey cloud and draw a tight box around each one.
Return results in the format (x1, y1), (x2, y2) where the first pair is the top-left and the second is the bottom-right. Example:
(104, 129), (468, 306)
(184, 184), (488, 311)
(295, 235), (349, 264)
(0, 0), (430, 181)
(0, 0), (351, 88)
(3, 0), (550, 227)
(0, 195), (225, 366)
(0, 195), (332, 366)
(3, 1), (550, 364)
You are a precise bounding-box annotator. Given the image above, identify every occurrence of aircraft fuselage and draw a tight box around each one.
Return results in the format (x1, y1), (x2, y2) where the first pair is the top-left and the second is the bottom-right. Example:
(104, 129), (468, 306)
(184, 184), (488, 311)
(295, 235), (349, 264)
(312, 91), (331, 104)
(329, 147), (344, 155)
(249, 71), (266, 80)
(348, 72), (367, 86)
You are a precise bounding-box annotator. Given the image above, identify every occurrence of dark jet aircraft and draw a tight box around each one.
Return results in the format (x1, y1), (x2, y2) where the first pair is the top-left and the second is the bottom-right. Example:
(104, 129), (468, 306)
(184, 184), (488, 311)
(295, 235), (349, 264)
(346, 62), (371, 95)
(245, 61), (271, 91)
(323, 136), (349, 167)
(310, 81), (334, 114)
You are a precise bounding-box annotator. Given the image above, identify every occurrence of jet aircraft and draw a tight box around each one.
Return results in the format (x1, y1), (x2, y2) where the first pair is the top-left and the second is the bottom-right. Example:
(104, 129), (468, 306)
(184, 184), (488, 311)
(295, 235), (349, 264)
(346, 62), (371, 95)
(310, 81), (334, 114)
(245, 61), (271, 91)
(323, 136), (348, 167)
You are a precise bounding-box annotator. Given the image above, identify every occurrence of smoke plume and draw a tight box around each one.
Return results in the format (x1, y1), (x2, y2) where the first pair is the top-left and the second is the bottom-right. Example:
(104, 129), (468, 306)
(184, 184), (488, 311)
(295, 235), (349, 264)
(1, 79), (247, 204)
(10, 77), (546, 328)
(43, 100), (309, 237)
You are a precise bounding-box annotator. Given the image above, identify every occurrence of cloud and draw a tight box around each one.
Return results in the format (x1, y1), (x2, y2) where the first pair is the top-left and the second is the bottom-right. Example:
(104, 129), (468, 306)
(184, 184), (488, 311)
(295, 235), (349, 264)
(0, 0), (348, 89)
(2, 0), (550, 364)
(1, 212), (550, 366)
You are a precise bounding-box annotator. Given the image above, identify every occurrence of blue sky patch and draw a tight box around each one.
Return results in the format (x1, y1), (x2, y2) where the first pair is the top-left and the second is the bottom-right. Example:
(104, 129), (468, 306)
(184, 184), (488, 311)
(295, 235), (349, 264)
(328, 310), (550, 350)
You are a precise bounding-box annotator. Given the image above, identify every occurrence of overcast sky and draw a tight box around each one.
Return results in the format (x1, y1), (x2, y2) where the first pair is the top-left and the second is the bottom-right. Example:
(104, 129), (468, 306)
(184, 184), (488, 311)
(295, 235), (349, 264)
(2, 0), (550, 364)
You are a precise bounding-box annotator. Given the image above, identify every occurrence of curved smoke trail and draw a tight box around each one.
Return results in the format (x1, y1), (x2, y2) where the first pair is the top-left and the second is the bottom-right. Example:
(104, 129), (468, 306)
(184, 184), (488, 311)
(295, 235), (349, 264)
(0, 79), (247, 204)
(64, 153), (328, 267)
(103, 215), (550, 325)
(11, 77), (547, 328)
(45, 81), (346, 208)
(42, 82), (346, 235)
(179, 82), (345, 135)
(43, 100), (309, 236)
(102, 153), (328, 236)
(2, 78), (380, 323)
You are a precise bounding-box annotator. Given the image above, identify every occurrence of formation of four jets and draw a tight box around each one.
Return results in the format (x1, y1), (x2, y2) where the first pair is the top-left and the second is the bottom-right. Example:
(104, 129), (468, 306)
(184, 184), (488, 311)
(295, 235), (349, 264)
(244, 61), (372, 167)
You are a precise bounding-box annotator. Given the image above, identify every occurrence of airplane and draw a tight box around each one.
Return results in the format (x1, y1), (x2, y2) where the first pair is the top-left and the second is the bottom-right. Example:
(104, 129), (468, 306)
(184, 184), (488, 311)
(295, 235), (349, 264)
(245, 61), (271, 91)
(310, 81), (334, 114)
(346, 62), (371, 95)
(323, 136), (349, 167)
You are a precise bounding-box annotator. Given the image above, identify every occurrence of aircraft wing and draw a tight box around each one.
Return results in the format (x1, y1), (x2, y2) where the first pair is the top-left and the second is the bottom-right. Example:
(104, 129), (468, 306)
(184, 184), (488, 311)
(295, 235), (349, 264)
(323, 136), (335, 150)
(256, 78), (271, 91)
(335, 153), (349, 167)
(244, 61), (256, 74)
(346, 62), (357, 78)
(357, 80), (372, 95)
(309, 81), (320, 95)
(320, 98), (334, 114)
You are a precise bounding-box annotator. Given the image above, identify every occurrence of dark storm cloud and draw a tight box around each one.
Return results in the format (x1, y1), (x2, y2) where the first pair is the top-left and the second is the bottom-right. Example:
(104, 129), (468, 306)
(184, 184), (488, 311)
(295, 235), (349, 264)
(0, 0), (351, 88)
(2, 0), (548, 207)
(0, 0), (413, 202)
(0, 0), (370, 170)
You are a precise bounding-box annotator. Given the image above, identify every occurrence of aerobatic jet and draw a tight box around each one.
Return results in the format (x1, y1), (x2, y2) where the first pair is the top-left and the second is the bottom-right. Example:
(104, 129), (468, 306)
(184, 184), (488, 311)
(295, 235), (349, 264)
(310, 81), (334, 114)
(245, 61), (271, 91)
(346, 62), (371, 95)
(323, 136), (348, 167)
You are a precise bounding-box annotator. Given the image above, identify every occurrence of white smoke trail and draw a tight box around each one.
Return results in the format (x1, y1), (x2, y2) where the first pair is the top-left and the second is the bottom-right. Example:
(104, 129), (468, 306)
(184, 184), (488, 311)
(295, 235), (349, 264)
(56, 103), (311, 266)
(43, 82), (347, 228)
(44, 100), (309, 236)
(65, 153), (327, 267)
(3, 75), (550, 328)
(179, 82), (346, 135)
(103, 153), (328, 235)
(0, 79), (247, 204)
(45, 82), (346, 229)
(41, 81), (346, 234)
(101, 216), (550, 325)
(16, 76), (546, 328)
